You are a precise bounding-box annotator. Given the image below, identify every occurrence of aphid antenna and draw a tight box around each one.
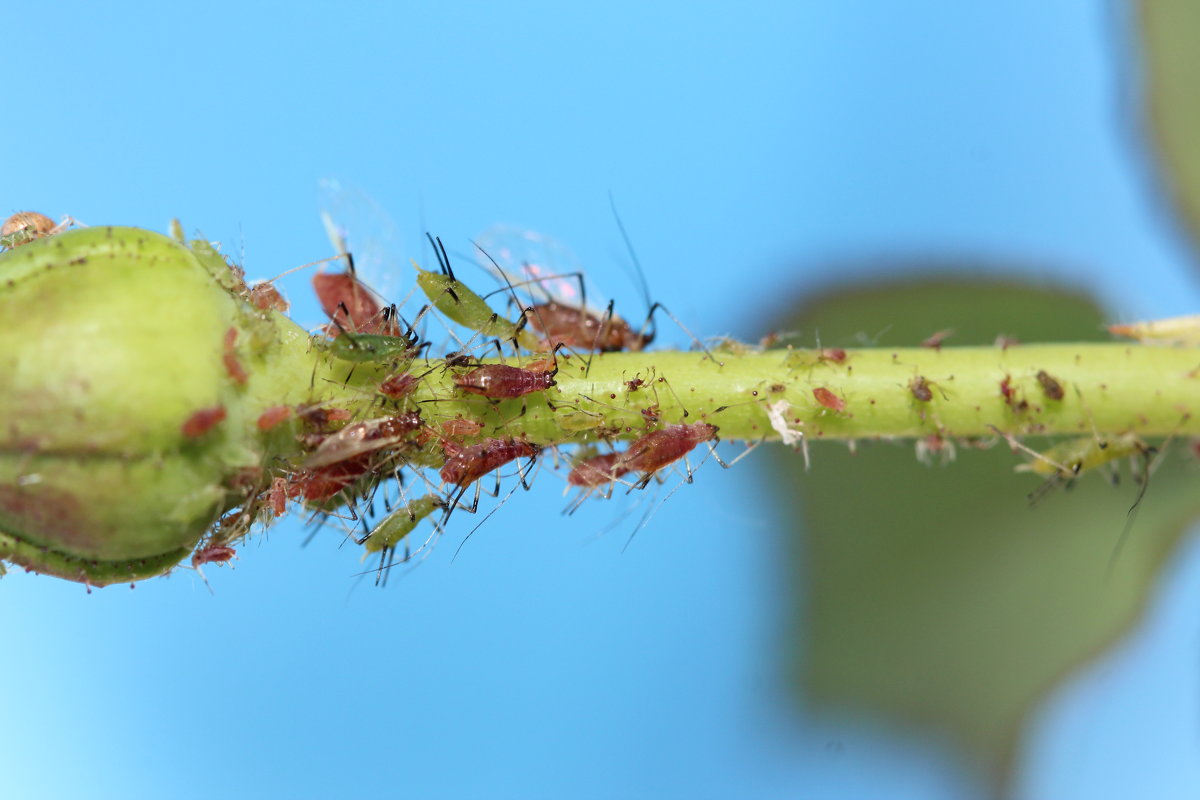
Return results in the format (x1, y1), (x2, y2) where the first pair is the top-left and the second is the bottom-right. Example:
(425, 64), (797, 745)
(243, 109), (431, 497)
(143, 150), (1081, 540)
(473, 240), (578, 360)
(1105, 415), (1188, 574)
(608, 194), (721, 366)
(451, 477), (527, 563)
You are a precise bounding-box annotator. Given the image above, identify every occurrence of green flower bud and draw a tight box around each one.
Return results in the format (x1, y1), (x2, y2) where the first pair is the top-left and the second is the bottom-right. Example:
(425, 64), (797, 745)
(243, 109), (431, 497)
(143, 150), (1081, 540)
(0, 226), (347, 586)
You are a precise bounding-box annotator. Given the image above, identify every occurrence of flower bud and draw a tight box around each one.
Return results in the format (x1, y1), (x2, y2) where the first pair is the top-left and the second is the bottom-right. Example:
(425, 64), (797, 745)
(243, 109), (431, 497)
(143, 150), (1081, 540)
(0, 226), (325, 586)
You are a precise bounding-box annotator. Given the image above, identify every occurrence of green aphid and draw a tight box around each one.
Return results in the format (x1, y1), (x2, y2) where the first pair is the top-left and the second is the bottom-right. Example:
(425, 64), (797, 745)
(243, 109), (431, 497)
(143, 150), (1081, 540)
(327, 332), (421, 364)
(412, 234), (542, 350)
(361, 494), (444, 553)
(1017, 433), (1151, 479)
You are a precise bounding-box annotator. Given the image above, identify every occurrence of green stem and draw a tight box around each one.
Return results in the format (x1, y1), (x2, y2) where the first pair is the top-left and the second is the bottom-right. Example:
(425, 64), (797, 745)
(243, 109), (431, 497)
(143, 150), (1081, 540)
(364, 345), (1200, 444)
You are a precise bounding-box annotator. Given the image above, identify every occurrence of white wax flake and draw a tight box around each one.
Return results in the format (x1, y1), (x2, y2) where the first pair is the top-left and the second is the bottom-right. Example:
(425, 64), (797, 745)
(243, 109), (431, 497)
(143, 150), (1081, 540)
(766, 400), (810, 470)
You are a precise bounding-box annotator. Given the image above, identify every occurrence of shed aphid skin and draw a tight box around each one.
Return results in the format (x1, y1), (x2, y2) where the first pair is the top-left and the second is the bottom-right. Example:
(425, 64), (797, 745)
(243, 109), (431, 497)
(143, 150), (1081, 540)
(1108, 313), (1200, 346)
(1036, 369), (1065, 402)
(921, 328), (954, 351)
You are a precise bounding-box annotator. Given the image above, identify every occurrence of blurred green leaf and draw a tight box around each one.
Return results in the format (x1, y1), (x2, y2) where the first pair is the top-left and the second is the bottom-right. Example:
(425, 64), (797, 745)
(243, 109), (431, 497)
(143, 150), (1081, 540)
(1141, 0), (1200, 249)
(769, 277), (1200, 784)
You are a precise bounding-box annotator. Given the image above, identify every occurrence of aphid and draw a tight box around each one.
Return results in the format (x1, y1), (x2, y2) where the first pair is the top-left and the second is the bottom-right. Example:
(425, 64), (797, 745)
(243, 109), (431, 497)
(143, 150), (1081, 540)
(567, 451), (630, 488)
(303, 412), (423, 469)
(909, 376), (933, 403)
(326, 326), (422, 364)
(441, 417), (484, 437)
(269, 476), (289, 516)
(414, 234), (541, 350)
(818, 347), (847, 364)
(313, 271), (401, 337)
(257, 405), (293, 431)
(222, 327), (248, 385)
(619, 422), (720, 487)
(296, 405), (352, 429)
(1, 212), (74, 248)
(812, 387), (846, 412)
(440, 438), (541, 488)
(1036, 369), (1064, 401)
(182, 406), (227, 438)
(248, 281), (289, 313)
(360, 495), (445, 555)
(1108, 314), (1200, 346)
(192, 544), (236, 568)
(290, 456), (374, 504)
(379, 372), (421, 399)
(625, 376), (646, 392)
(921, 329), (954, 351)
(998, 375), (1028, 412)
(453, 349), (561, 399)
(473, 224), (653, 353)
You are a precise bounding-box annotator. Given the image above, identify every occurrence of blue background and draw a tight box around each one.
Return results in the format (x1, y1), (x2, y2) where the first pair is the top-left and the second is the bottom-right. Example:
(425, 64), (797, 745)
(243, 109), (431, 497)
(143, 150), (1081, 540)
(4, 2), (1200, 798)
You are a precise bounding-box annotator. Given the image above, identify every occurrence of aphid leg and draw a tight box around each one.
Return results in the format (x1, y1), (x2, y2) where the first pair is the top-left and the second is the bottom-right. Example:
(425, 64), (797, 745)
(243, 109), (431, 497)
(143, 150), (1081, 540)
(987, 425), (1074, 476)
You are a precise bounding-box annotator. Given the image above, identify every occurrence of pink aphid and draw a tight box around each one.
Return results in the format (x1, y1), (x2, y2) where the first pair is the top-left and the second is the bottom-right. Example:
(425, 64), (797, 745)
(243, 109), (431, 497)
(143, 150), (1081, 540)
(312, 271), (398, 336)
(222, 327), (249, 385)
(248, 282), (289, 313)
(192, 545), (236, 569)
(303, 412), (423, 469)
(567, 452), (630, 488)
(619, 422), (719, 476)
(269, 476), (289, 516)
(453, 363), (556, 399)
(440, 438), (541, 487)
(182, 406), (227, 438)
(380, 372), (420, 399)
(256, 405), (294, 430)
(441, 418), (485, 438)
(812, 387), (845, 412)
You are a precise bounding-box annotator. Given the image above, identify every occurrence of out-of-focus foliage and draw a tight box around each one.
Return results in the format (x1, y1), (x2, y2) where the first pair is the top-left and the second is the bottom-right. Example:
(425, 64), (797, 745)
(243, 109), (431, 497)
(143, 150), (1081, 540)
(770, 278), (1200, 784)
(1141, 0), (1200, 252)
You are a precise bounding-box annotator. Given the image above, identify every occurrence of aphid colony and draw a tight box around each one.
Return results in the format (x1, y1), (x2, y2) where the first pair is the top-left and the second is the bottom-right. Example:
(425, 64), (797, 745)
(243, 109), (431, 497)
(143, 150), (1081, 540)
(182, 225), (727, 583)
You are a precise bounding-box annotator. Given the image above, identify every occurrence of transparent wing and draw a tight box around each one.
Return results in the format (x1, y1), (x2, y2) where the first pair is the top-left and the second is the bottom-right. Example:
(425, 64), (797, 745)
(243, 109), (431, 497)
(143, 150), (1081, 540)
(472, 225), (608, 316)
(316, 177), (406, 308)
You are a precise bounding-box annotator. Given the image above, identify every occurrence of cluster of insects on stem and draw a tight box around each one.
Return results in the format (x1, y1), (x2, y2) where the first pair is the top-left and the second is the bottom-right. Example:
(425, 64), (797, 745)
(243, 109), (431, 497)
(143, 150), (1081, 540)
(187, 194), (740, 585)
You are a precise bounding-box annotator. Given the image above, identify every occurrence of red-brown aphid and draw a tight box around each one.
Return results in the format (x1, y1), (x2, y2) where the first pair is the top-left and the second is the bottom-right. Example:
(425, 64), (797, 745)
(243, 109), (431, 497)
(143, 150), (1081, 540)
(297, 405), (353, 429)
(380, 372), (420, 399)
(257, 405), (293, 430)
(222, 327), (249, 385)
(617, 423), (720, 487)
(192, 545), (236, 568)
(313, 271), (399, 336)
(567, 452), (630, 488)
(248, 282), (289, 313)
(625, 376), (646, 392)
(453, 348), (562, 399)
(182, 406), (227, 438)
(441, 418), (485, 438)
(440, 438), (541, 487)
(304, 412), (424, 469)
(269, 476), (289, 516)
(812, 387), (846, 412)
(818, 347), (847, 364)
(1036, 369), (1064, 401)
(921, 329), (954, 351)
(910, 376), (933, 403)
